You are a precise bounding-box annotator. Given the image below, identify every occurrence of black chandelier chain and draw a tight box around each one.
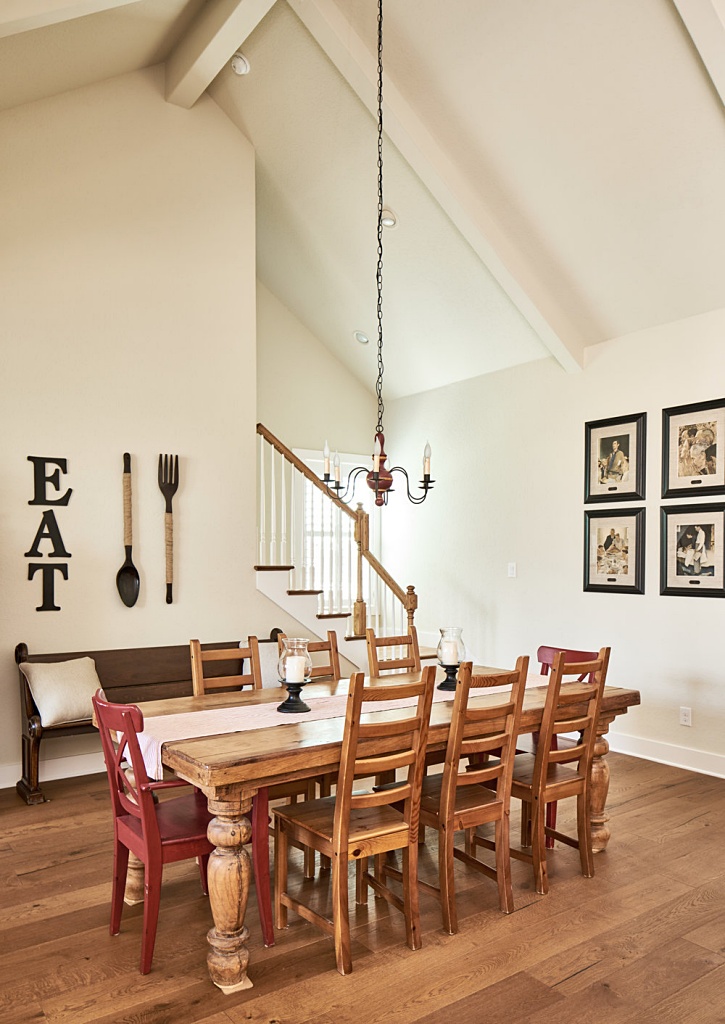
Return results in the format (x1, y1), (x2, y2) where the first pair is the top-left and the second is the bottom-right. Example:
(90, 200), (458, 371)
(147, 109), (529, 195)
(375, 0), (385, 436)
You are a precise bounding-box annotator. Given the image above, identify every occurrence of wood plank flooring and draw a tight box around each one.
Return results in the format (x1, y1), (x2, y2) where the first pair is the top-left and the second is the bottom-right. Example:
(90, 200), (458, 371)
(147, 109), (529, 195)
(1, 754), (724, 1024)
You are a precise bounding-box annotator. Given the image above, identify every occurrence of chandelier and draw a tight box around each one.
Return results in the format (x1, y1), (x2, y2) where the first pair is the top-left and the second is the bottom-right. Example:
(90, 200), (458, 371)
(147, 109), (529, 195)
(320, 0), (434, 507)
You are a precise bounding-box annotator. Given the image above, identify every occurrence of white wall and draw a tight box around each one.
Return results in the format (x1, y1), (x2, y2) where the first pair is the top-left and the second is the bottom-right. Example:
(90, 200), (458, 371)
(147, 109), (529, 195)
(256, 281), (375, 454)
(383, 307), (725, 777)
(0, 67), (296, 789)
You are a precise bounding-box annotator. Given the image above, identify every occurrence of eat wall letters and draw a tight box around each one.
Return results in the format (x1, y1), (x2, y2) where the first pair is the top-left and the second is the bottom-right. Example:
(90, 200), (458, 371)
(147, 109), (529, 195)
(25, 456), (72, 611)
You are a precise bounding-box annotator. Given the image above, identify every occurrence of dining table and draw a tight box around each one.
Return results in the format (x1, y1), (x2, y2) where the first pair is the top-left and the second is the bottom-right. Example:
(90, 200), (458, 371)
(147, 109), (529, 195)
(131, 666), (640, 994)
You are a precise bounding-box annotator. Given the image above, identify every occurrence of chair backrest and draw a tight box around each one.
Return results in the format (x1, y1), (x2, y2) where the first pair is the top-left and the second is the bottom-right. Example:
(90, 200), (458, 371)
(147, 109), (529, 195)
(439, 657), (529, 814)
(537, 645), (597, 683)
(533, 648), (611, 785)
(332, 665), (436, 849)
(190, 636), (262, 697)
(92, 690), (160, 846)
(276, 631), (342, 681)
(366, 626), (421, 676)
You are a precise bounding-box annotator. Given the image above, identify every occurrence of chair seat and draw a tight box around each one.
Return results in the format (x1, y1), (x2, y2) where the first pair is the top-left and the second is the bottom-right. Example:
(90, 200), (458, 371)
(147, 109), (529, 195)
(119, 792), (212, 848)
(274, 794), (409, 851)
(511, 753), (585, 792)
(420, 773), (503, 822)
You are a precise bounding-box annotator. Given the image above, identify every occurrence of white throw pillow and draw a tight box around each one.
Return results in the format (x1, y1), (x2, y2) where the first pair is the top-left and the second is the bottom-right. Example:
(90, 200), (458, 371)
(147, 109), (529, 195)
(19, 657), (102, 727)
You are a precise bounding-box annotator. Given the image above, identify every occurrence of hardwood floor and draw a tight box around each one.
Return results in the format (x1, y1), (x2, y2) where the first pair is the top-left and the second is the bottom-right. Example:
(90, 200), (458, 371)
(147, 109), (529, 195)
(1, 754), (724, 1024)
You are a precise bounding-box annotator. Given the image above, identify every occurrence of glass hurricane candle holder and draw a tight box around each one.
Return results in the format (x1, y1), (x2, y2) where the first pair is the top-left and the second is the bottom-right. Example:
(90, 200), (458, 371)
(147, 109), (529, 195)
(436, 626), (466, 691)
(277, 637), (313, 713)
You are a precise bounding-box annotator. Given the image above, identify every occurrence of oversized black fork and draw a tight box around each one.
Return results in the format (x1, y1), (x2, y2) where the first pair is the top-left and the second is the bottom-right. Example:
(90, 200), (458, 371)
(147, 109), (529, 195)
(158, 454), (179, 604)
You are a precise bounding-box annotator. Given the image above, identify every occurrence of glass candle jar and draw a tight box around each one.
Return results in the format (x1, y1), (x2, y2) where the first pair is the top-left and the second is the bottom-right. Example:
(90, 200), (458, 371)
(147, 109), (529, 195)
(277, 637), (313, 713)
(437, 626), (466, 667)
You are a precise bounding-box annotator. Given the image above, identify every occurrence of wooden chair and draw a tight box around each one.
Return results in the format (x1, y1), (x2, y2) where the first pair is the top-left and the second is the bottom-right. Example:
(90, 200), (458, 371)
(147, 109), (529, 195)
(535, 645), (597, 847)
(510, 647), (611, 895)
(383, 658), (528, 933)
(276, 630), (342, 681)
(273, 665), (436, 975)
(366, 626), (421, 676)
(92, 691), (275, 967)
(190, 636), (262, 697)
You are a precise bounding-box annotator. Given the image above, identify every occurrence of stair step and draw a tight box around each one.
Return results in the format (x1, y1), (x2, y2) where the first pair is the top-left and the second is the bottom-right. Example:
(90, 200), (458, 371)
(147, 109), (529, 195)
(421, 647), (438, 661)
(345, 635), (366, 642)
(254, 565), (294, 572)
(316, 612), (350, 620)
(287, 589), (323, 596)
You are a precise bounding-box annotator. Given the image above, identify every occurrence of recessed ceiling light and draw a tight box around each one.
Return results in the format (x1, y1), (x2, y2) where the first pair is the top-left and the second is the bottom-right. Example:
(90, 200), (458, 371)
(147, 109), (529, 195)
(381, 208), (397, 228)
(230, 52), (250, 75)
(353, 331), (369, 345)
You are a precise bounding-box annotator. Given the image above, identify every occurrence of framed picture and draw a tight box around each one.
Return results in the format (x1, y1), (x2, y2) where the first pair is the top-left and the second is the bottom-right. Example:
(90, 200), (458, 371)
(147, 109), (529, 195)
(662, 398), (725, 498)
(660, 503), (725, 598)
(584, 508), (645, 594)
(584, 412), (646, 502)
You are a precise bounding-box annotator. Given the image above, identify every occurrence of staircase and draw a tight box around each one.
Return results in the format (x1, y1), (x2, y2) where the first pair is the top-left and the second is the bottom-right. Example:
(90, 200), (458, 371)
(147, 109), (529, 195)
(255, 423), (419, 670)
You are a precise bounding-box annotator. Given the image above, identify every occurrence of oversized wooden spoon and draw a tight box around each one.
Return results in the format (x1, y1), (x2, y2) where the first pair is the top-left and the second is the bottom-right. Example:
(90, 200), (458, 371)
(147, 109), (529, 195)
(116, 452), (140, 607)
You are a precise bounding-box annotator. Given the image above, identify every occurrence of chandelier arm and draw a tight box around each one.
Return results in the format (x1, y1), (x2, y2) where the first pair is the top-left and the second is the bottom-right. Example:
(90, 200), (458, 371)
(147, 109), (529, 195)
(330, 464), (370, 504)
(388, 466), (433, 504)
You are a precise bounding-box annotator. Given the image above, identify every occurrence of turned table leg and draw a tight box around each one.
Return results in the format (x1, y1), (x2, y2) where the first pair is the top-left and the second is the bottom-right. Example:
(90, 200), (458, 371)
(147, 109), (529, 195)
(124, 852), (145, 905)
(589, 712), (615, 853)
(205, 790), (254, 993)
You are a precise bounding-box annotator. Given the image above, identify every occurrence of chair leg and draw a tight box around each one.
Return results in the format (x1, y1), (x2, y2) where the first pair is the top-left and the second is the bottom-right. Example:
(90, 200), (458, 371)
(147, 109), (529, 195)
(355, 857), (368, 905)
(520, 799), (532, 847)
(402, 844), (422, 951)
(197, 854), (209, 896)
(110, 841), (130, 935)
(273, 818), (288, 930)
(531, 799), (549, 896)
(251, 790), (275, 947)
(439, 827), (457, 935)
(494, 816), (514, 914)
(545, 800), (557, 850)
(577, 790), (594, 878)
(332, 853), (352, 976)
(140, 869), (162, 975)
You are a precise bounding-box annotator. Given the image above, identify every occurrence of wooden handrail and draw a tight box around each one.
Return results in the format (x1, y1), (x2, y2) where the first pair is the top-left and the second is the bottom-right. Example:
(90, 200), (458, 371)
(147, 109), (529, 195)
(257, 422), (418, 632)
(256, 422), (356, 521)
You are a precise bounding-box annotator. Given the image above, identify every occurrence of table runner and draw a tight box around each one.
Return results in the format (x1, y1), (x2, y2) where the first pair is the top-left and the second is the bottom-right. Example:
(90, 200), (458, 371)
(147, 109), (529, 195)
(138, 672), (548, 780)
(138, 686), (456, 780)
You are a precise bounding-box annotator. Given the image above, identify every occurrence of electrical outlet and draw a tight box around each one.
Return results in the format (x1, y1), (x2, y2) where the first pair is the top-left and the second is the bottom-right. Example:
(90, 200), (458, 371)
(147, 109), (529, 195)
(507, 562), (517, 578)
(679, 706), (692, 727)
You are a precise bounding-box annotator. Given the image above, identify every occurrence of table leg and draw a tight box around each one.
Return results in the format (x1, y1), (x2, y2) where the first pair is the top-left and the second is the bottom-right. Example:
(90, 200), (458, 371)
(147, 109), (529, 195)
(205, 791), (253, 993)
(124, 852), (145, 905)
(589, 713), (615, 853)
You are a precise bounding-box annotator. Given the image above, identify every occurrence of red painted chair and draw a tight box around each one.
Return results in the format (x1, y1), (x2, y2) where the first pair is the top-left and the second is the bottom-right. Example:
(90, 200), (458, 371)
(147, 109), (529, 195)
(93, 691), (274, 971)
(535, 646), (597, 850)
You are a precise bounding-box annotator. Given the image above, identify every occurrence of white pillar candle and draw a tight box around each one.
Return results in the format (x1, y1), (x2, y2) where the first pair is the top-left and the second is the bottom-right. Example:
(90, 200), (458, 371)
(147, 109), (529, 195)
(285, 655), (306, 683)
(440, 640), (458, 665)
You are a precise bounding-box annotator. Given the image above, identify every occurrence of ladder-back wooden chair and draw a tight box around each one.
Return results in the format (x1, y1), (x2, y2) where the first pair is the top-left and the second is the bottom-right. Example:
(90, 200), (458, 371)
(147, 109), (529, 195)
(535, 645), (597, 847)
(273, 665), (436, 975)
(366, 626), (421, 676)
(189, 636), (262, 697)
(510, 647), (611, 894)
(381, 658), (528, 933)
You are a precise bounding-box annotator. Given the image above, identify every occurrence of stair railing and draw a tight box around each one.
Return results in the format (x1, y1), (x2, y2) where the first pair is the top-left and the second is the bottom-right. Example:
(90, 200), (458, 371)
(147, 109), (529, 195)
(256, 423), (417, 637)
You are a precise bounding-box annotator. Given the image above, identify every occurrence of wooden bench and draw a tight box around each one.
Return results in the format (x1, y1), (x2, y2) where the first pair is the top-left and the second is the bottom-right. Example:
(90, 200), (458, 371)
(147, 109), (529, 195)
(15, 632), (282, 805)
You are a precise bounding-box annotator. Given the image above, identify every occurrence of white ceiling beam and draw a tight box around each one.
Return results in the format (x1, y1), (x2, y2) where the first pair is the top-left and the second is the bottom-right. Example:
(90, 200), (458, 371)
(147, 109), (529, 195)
(288, 0), (585, 372)
(165, 0), (277, 109)
(0, 0), (140, 39)
(673, 0), (725, 107)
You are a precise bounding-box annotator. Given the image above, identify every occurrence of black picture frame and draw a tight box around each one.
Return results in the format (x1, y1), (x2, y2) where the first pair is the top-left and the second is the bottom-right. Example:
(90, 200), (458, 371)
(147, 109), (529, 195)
(660, 503), (725, 598)
(584, 507), (645, 594)
(661, 398), (725, 498)
(584, 412), (646, 503)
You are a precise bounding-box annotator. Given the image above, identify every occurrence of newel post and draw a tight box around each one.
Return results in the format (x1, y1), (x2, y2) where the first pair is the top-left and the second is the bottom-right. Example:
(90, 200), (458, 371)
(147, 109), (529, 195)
(353, 503), (368, 636)
(405, 585), (418, 632)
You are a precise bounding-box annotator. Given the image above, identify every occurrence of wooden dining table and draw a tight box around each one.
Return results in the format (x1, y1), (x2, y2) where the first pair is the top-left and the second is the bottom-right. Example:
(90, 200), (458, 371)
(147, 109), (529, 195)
(133, 668), (640, 994)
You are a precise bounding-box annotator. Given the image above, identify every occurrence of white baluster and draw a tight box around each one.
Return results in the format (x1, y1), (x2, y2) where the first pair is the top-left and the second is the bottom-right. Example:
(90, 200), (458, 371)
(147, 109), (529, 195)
(269, 446), (277, 564)
(290, 469), (296, 589)
(280, 456), (287, 566)
(259, 434), (266, 565)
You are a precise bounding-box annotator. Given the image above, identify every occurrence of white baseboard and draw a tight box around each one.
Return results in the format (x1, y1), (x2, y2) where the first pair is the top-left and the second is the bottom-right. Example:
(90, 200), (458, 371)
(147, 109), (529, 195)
(0, 751), (106, 794)
(608, 731), (725, 779)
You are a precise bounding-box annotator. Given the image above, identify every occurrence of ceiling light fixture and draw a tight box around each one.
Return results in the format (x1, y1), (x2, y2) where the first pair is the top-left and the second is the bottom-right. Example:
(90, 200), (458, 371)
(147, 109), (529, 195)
(381, 208), (397, 228)
(353, 330), (370, 345)
(230, 52), (250, 76)
(321, 0), (433, 507)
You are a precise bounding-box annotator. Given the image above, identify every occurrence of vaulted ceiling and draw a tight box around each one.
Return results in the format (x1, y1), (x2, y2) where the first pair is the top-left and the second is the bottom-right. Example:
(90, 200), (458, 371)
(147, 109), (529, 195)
(2, 0), (725, 398)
